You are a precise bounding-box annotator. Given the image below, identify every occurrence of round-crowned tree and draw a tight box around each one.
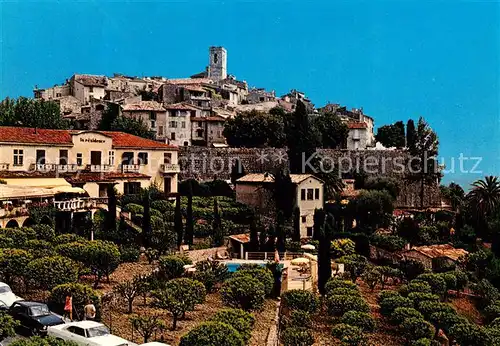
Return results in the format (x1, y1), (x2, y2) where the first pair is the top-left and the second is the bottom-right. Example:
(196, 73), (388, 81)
(399, 280), (432, 297)
(282, 327), (315, 346)
(49, 283), (100, 320)
(281, 290), (320, 314)
(26, 256), (78, 290)
(158, 255), (190, 280)
(417, 301), (455, 320)
(416, 273), (447, 297)
(325, 278), (358, 293)
(0, 248), (32, 285)
(233, 267), (274, 296)
(390, 307), (424, 325)
(331, 323), (366, 346)
(153, 278), (206, 330)
(449, 322), (492, 346)
(179, 321), (244, 346)
(429, 311), (467, 334)
(400, 318), (435, 342)
(326, 295), (369, 317)
(31, 224), (55, 242)
(210, 308), (255, 343)
(379, 294), (413, 317)
(220, 275), (265, 311)
(407, 292), (440, 308)
(83, 240), (121, 288)
(340, 311), (376, 332)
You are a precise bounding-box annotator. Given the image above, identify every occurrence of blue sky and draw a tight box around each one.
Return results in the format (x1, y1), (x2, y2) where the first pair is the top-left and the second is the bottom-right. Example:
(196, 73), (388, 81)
(0, 0), (499, 188)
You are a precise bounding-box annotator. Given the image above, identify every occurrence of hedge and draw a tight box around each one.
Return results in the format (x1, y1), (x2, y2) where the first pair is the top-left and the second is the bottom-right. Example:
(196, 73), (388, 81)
(282, 327), (315, 346)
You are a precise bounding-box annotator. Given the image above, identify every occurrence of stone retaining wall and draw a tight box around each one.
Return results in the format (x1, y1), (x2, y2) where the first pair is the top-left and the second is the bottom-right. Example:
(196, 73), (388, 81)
(178, 147), (441, 208)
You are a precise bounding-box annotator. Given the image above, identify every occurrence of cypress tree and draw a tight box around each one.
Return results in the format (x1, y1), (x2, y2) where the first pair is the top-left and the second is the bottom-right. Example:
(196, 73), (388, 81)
(249, 217), (259, 252)
(142, 189), (152, 248)
(212, 197), (224, 246)
(174, 194), (183, 248)
(184, 181), (194, 246)
(292, 207), (301, 242)
(316, 210), (331, 295)
(105, 184), (117, 233)
(406, 119), (416, 150)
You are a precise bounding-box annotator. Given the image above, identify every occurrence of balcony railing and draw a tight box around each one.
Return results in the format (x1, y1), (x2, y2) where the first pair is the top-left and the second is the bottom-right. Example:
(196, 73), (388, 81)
(53, 197), (108, 211)
(35, 163), (58, 172)
(160, 163), (180, 173)
(56, 164), (80, 173)
(0, 163), (10, 170)
(121, 164), (140, 173)
(90, 164), (114, 173)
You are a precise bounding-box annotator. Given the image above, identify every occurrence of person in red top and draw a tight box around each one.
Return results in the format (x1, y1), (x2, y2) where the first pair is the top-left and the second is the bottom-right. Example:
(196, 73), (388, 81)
(63, 293), (73, 321)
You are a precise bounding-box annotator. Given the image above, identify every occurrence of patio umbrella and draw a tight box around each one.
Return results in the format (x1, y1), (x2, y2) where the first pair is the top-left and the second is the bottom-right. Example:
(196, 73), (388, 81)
(291, 257), (310, 265)
(301, 244), (315, 250)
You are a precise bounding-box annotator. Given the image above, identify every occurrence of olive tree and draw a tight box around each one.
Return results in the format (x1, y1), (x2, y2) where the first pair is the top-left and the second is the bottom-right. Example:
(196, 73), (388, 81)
(129, 315), (166, 343)
(153, 278), (206, 330)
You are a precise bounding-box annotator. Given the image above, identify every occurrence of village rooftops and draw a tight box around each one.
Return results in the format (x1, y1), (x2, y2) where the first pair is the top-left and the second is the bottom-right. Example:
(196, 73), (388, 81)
(121, 101), (166, 112)
(163, 103), (199, 111)
(0, 127), (176, 150)
(236, 173), (323, 184)
(73, 74), (108, 87)
(166, 78), (214, 85)
(405, 244), (468, 262)
(347, 121), (368, 129)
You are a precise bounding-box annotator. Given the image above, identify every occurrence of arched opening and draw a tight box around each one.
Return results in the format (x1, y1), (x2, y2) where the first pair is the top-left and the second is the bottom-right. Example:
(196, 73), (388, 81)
(22, 218), (35, 228)
(5, 219), (20, 228)
(40, 215), (53, 226)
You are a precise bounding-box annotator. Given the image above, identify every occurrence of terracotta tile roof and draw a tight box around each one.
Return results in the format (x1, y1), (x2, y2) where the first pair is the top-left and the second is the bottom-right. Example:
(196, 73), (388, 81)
(101, 131), (176, 149)
(0, 171), (59, 179)
(0, 127), (176, 149)
(164, 103), (198, 111)
(73, 74), (107, 87)
(166, 78), (213, 85)
(405, 244), (468, 261)
(206, 116), (225, 122)
(191, 117), (207, 122)
(347, 122), (368, 129)
(66, 172), (151, 183)
(121, 101), (166, 111)
(184, 85), (207, 93)
(0, 127), (73, 146)
(229, 233), (251, 243)
(236, 173), (322, 184)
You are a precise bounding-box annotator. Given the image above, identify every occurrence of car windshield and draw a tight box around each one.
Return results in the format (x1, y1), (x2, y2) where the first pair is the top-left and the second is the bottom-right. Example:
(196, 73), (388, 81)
(87, 326), (110, 338)
(29, 305), (50, 317)
(0, 286), (12, 294)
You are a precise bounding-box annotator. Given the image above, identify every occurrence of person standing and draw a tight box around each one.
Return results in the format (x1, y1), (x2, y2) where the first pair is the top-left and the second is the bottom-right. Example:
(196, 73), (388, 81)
(63, 293), (73, 321)
(84, 299), (96, 321)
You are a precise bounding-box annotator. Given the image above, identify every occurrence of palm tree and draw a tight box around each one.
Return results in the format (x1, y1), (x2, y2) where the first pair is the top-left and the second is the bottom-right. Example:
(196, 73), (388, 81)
(468, 176), (500, 218)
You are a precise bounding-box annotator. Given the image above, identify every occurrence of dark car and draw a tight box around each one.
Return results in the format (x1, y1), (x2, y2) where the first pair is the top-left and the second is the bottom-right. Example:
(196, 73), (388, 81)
(8, 301), (64, 336)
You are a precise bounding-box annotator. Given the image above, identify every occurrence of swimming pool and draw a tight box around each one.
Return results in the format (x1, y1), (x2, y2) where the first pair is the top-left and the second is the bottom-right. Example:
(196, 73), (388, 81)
(224, 261), (267, 273)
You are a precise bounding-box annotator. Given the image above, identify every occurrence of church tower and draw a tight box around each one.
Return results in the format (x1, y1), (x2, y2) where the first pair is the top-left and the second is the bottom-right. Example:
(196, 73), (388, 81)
(208, 46), (227, 81)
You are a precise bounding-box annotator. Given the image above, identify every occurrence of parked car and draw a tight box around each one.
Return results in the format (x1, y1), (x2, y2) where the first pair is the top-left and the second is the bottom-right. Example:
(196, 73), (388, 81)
(48, 321), (136, 346)
(0, 282), (23, 308)
(8, 301), (64, 336)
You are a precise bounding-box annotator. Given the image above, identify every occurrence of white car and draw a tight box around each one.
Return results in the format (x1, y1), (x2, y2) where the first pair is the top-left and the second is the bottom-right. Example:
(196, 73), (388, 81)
(48, 321), (136, 346)
(0, 282), (22, 308)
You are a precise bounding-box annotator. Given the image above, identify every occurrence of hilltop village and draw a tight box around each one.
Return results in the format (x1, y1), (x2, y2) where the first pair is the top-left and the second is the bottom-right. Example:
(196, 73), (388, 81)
(0, 47), (499, 346)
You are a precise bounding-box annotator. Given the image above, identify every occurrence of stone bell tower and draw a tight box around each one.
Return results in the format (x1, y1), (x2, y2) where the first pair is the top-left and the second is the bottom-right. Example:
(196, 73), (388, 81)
(208, 46), (227, 81)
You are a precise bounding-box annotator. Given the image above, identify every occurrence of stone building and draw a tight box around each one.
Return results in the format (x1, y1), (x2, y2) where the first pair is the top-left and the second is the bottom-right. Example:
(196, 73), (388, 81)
(235, 173), (324, 238)
(400, 244), (468, 271)
(280, 89), (315, 113)
(121, 101), (167, 139)
(247, 88), (276, 104)
(208, 46), (227, 81)
(70, 74), (107, 104)
(164, 103), (198, 147)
